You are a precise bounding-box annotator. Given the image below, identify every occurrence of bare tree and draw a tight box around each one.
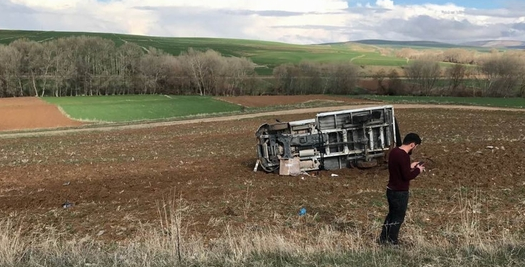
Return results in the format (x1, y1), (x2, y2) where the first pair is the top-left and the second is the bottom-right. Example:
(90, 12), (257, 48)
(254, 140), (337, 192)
(115, 42), (143, 95)
(9, 39), (34, 96)
(28, 42), (54, 97)
(222, 57), (256, 96)
(271, 61), (360, 95)
(137, 48), (165, 94)
(180, 48), (208, 95)
(445, 64), (468, 95)
(157, 56), (189, 95)
(0, 45), (22, 97)
(442, 48), (475, 64)
(325, 63), (359, 95)
(395, 48), (419, 63)
(404, 60), (441, 95)
(272, 63), (300, 94)
(297, 62), (322, 95)
(479, 54), (524, 97)
(51, 38), (77, 97)
(372, 69), (387, 94)
(387, 69), (405, 95)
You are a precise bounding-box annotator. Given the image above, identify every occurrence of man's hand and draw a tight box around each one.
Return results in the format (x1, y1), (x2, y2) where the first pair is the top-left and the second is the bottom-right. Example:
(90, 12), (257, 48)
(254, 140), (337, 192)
(412, 161), (425, 172)
(416, 164), (425, 172)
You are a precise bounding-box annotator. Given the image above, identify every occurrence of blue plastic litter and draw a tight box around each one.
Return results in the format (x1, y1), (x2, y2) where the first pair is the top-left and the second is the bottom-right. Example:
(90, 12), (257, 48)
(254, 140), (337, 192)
(299, 208), (307, 216)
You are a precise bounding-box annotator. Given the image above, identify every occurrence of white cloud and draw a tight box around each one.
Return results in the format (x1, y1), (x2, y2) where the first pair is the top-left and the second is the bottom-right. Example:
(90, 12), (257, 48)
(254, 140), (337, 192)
(376, 0), (394, 9)
(171, 0), (347, 12)
(1, 0), (525, 44)
(11, 0), (348, 12)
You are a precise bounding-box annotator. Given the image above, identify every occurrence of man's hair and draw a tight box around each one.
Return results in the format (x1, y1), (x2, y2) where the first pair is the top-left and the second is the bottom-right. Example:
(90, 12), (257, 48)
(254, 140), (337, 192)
(402, 133), (421, 145)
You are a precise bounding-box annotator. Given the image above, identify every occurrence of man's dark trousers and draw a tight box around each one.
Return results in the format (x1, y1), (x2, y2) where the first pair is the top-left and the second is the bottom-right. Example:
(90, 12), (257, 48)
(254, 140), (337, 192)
(379, 189), (409, 244)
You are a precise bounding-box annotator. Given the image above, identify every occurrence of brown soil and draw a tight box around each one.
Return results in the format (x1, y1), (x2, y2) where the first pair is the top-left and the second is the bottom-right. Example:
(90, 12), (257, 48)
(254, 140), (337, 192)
(0, 97), (83, 131)
(0, 96), (524, 244)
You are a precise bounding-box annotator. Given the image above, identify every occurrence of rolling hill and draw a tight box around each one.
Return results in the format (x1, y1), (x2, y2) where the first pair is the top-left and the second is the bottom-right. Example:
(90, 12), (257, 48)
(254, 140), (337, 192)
(347, 39), (466, 49)
(1, 29), (520, 76)
(460, 40), (525, 49)
(328, 39), (525, 50)
(0, 29), (410, 75)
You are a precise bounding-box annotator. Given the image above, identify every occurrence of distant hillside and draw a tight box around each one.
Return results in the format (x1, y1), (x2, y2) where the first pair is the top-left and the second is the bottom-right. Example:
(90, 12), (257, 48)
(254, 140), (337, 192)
(4, 29), (519, 76)
(460, 40), (525, 49)
(334, 39), (524, 49)
(0, 29), (411, 75)
(346, 39), (465, 49)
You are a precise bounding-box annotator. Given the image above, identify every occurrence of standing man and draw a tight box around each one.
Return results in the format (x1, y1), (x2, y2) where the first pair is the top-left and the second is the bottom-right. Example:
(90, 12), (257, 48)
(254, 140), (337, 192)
(379, 133), (425, 245)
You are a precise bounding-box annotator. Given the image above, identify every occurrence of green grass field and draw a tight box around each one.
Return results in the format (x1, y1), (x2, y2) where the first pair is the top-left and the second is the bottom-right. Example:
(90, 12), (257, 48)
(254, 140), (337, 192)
(41, 94), (525, 124)
(359, 95), (525, 108)
(42, 95), (242, 122)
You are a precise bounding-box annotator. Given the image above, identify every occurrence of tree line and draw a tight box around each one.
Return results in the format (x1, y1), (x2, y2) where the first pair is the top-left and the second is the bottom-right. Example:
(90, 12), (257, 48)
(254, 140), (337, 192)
(0, 36), (524, 98)
(373, 54), (525, 97)
(0, 37), (261, 97)
(0, 36), (366, 98)
(271, 62), (360, 95)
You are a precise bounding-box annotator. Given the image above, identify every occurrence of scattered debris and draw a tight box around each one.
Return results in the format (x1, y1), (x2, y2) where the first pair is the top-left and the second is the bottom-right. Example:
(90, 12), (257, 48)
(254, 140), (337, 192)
(331, 174), (339, 177)
(62, 200), (74, 209)
(253, 159), (260, 172)
(291, 171), (310, 177)
(224, 206), (237, 216)
(299, 208), (307, 216)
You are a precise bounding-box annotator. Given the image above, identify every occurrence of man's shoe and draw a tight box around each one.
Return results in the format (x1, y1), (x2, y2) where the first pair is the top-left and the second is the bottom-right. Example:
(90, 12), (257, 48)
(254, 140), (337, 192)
(377, 238), (399, 246)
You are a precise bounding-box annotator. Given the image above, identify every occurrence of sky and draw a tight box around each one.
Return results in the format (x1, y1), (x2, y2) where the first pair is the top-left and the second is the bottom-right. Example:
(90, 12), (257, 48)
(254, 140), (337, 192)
(1, 0), (524, 45)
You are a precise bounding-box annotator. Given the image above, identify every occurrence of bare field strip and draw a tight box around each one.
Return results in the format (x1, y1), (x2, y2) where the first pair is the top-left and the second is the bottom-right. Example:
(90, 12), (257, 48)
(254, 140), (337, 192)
(0, 97), (83, 131)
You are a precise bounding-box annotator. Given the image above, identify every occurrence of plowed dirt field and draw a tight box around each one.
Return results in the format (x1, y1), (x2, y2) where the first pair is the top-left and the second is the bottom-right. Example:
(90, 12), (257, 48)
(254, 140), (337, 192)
(0, 97), (83, 131)
(0, 96), (524, 243)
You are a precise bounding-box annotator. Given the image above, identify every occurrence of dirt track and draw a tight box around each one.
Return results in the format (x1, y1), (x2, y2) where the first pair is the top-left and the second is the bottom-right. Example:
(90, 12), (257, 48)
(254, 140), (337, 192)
(0, 96), (524, 243)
